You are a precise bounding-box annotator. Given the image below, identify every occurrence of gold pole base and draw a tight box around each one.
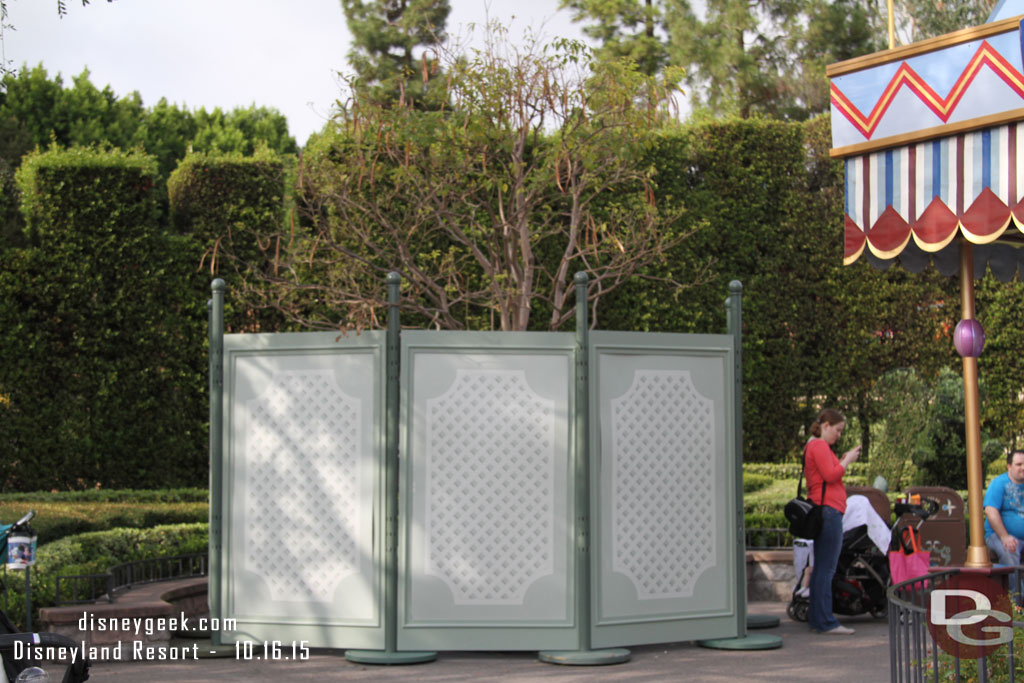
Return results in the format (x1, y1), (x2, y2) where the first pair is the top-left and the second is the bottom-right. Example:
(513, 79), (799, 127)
(964, 544), (992, 568)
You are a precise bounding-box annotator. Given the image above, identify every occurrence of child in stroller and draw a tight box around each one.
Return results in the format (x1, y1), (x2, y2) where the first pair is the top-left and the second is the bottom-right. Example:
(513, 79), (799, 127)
(787, 494), (895, 622)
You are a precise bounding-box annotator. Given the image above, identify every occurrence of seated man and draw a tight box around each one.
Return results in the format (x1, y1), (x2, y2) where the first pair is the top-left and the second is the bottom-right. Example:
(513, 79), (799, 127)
(984, 450), (1024, 569)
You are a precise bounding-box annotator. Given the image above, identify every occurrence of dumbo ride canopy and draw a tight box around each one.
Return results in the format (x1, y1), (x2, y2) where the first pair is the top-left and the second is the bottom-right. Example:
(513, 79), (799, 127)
(828, 11), (1024, 279)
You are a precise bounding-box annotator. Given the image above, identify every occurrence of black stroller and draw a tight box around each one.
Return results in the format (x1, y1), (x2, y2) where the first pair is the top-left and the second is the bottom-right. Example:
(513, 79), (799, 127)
(787, 497), (939, 622)
(0, 513), (89, 683)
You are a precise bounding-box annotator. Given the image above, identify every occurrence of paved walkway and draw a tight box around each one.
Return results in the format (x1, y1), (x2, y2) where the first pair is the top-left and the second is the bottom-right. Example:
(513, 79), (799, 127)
(78, 601), (891, 682)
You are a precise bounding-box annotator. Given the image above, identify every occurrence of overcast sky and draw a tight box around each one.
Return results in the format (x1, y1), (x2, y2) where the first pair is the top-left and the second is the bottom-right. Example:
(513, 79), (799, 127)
(2, 1), (586, 146)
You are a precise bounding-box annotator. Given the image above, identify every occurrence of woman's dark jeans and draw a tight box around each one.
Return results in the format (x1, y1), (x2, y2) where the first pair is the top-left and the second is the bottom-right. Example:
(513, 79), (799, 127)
(809, 505), (844, 632)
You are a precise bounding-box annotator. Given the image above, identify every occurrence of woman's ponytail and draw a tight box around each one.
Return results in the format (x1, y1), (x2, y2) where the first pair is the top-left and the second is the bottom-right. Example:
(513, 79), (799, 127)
(810, 408), (845, 437)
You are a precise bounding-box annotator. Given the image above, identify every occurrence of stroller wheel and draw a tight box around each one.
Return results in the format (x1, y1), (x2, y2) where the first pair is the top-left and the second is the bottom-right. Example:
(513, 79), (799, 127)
(870, 601), (888, 619)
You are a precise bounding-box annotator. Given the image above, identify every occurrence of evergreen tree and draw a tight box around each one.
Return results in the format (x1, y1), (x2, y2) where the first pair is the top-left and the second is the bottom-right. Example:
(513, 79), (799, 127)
(566, 0), (990, 120)
(890, 0), (996, 45)
(340, 0), (450, 108)
(559, 0), (676, 77)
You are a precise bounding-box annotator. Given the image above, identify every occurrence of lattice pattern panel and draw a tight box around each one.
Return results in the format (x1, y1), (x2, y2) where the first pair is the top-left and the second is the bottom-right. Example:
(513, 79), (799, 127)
(611, 370), (716, 599)
(244, 369), (362, 603)
(425, 369), (555, 605)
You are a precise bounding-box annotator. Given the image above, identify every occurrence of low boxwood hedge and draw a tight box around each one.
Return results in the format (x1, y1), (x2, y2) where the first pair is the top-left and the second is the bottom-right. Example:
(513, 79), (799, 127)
(742, 473), (773, 494)
(4, 522), (209, 630)
(0, 488), (207, 503)
(0, 501), (208, 546)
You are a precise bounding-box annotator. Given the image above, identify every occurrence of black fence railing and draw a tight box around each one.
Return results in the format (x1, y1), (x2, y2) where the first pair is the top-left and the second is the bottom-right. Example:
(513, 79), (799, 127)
(55, 552), (208, 606)
(889, 565), (1024, 682)
(745, 527), (791, 550)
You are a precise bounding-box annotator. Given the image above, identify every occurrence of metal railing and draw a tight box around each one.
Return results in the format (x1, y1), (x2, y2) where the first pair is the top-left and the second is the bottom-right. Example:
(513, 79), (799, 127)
(55, 552), (208, 606)
(745, 527), (791, 549)
(889, 565), (1024, 682)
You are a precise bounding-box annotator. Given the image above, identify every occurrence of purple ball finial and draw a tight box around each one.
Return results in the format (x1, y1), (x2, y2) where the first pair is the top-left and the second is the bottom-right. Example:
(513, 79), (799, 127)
(954, 319), (985, 357)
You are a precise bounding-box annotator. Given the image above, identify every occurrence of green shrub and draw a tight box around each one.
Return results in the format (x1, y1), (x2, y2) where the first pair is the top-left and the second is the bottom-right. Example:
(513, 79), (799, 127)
(745, 511), (787, 529)
(743, 473), (773, 493)
(167, 149), (287, 333)
(1, 147), (208, 490)
(0, 501), (208, 545)
(743, 462), (867, 480)
(914, 367), (1004, 489)
(867, 369), (932, 491)
(5, 523), (209, 630)
(0, 488), (208, 503)
(16, 146), (159, 242)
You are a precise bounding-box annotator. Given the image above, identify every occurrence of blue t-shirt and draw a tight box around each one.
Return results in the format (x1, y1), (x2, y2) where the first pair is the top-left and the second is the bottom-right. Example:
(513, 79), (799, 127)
(984, 472), (1024, 538)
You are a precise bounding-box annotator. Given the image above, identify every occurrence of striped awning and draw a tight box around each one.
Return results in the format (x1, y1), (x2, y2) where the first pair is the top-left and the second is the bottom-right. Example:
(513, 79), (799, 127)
(844, 121), (1024, 265)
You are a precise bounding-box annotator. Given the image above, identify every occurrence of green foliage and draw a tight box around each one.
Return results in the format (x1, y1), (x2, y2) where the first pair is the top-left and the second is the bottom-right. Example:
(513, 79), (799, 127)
(559, 0), (671, 77)
(4, 523), (208, 630)
(0, 488), (207, 503)
(926, 599), (1024, 682)
(1, 147), (208, 490)
(190, 106), (298, 158)
(978, 275), (1024, 452)
(599, 116), (952, 462)
(168, 150), (285, 244)
(341, 0), (451, 108)
(0, 66), (297, 232)
(914, 367), (1005, 489)
(0, 156), (20, 247)
(167, 149), (288, 333)
(745, 511), (788, 529)
(892, 0), (995, 44)
(601, 119), (812, 458)
(865, 368), (932, 491)
(603, 0), (879, 119)
(566, 0), (985, 120)
(0, 65), (146, 155)
(0, 501), (207, 545)
(743, 472), (773, 493)
(272, 31), (691, 332)
(743, 463), (804, 479)
(16, 145), (158, 241)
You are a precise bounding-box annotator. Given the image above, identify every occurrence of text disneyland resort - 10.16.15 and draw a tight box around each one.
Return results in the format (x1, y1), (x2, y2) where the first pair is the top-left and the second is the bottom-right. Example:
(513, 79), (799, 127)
(11, 612), (311, 662)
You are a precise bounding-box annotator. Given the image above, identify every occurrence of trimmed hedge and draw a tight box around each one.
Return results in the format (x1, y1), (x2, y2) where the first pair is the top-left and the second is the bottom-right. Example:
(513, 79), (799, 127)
(167, 149), (287, 333)
(1, 147), (208, 490)
(743, 473), (773, 493)
(16, 146), (159, 242)
(0, 501), (208, 545)
(743, 462), (868, 480)
(0, 488), (207, 503)
(4, 523), (209, 630)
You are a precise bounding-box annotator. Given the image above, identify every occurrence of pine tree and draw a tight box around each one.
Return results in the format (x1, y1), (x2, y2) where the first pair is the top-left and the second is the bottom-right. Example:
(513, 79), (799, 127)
(565, 0), (969, 119)
(341, 0), (450, 108)
(559, 0), (677, 77)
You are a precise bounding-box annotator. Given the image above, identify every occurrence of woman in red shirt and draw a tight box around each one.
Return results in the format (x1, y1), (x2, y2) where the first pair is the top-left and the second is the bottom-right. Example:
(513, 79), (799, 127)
(805, 408), (861, 635)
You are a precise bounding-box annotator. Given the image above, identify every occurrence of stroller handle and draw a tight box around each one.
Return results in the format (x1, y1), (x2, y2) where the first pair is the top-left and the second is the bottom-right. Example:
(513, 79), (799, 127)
(13, 511), (34, 527)
(893, 497), (941, 521)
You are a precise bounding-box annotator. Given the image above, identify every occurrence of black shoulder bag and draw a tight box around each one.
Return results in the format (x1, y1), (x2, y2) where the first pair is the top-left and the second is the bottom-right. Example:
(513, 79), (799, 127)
(784, 466), (827, 540)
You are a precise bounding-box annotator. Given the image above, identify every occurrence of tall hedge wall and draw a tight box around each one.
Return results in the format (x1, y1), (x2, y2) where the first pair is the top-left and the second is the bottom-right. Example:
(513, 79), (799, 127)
(600, 117), (954, 462)
(0, 147), (208, 490)
(168, 150), (287, 333)
(0, 121), (961, 490)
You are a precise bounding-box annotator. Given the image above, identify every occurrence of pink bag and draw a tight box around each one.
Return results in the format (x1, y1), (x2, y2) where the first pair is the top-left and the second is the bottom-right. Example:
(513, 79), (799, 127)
(889, 528), (931, 590)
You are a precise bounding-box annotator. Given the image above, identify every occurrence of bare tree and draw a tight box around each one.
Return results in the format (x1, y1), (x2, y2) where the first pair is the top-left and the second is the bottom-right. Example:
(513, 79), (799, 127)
(235, 25), (709, 331)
